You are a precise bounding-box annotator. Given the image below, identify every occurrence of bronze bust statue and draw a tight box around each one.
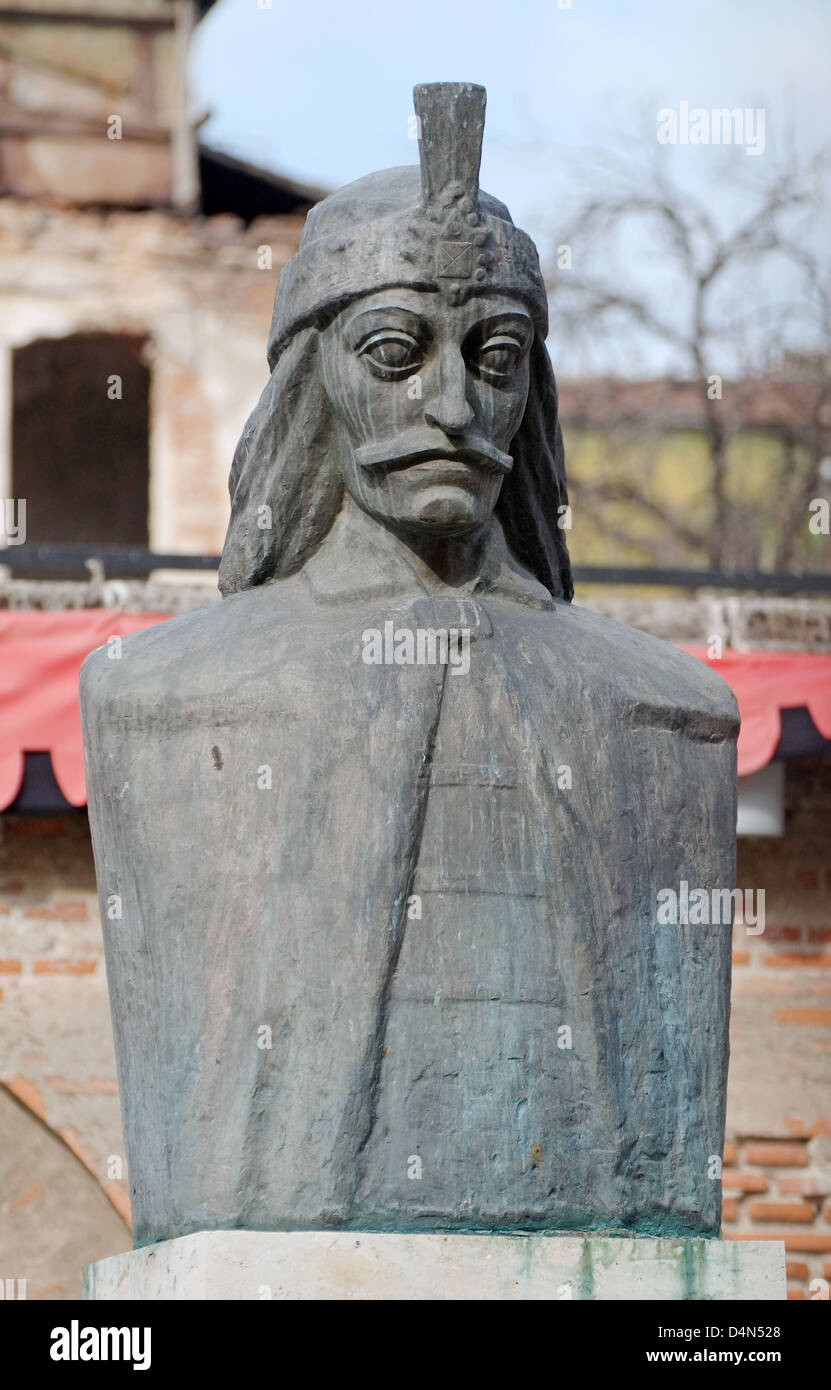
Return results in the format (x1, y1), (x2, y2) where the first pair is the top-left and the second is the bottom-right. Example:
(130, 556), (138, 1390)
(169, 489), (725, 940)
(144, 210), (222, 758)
(82, 83), (738, 1248)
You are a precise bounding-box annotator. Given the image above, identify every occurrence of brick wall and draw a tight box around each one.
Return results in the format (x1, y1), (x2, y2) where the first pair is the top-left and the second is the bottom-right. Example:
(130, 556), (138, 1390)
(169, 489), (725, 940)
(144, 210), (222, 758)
(0, 812), (128, 1297)
(725, 756), (831, 1299)
(0, 813), (121, 1197)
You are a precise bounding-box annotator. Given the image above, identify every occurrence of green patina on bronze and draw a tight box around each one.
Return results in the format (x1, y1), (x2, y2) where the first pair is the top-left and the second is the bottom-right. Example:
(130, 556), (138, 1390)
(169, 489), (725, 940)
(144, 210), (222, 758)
(82, 84), (738, 1248)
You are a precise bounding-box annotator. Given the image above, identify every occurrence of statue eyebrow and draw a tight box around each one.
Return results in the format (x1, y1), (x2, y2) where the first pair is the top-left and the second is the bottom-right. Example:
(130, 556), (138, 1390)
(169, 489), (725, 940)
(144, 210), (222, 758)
(463, 311), (533, 348)
(473, 311), (533, 334)
(346, 306), (431, 347)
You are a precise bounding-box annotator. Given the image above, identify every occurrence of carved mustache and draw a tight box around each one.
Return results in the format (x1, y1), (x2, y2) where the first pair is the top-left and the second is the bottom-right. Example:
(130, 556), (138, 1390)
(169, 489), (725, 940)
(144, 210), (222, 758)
(353, 429), (514, 476)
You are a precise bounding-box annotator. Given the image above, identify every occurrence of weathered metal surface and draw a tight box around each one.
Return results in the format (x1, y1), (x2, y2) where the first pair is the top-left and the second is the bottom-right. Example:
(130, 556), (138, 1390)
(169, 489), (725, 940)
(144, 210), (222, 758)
(82, 83), (739, 1246)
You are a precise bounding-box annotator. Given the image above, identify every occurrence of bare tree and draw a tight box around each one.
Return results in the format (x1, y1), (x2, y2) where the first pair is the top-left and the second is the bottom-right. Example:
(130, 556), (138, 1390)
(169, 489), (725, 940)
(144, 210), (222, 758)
(546, 141), (831, 572)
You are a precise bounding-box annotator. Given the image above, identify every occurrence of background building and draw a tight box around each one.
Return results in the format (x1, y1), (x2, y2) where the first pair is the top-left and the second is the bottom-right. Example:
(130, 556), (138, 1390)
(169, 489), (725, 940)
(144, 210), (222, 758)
(0, 0), (321, 564)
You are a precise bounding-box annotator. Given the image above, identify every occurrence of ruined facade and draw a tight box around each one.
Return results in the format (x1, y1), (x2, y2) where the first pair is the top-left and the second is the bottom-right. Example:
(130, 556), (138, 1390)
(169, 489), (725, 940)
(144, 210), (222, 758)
(0, 0), (318, 562)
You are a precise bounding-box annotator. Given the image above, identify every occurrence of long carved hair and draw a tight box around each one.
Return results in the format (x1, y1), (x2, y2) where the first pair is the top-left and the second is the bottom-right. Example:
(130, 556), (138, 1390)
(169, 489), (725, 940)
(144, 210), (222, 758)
(218, 326), (574, 602)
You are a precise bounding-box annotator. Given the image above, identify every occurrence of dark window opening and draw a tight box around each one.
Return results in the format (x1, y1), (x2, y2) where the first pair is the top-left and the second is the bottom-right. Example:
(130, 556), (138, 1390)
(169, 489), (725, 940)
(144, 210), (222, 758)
(11, 332), (150, 573)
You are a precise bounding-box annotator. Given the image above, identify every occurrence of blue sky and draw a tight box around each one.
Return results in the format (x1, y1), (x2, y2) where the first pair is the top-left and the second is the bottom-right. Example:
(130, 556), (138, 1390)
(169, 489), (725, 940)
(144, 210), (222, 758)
(192, 0), (830, 374)
(193, 0), (828, 219)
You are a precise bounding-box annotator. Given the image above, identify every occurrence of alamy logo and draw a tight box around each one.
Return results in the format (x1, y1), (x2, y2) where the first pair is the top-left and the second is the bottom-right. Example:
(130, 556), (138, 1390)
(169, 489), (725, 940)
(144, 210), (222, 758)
(657, 881), (765, 934)
(1, 498), (26, 546)
(361, 622), (471, 676)
(50, 1321), (151, 1371)
(657, 102), (765, 156)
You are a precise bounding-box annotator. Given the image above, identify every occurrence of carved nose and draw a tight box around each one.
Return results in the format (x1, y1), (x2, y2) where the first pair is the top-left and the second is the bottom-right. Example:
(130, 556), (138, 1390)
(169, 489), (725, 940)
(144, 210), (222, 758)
(424, 348), (475, 436)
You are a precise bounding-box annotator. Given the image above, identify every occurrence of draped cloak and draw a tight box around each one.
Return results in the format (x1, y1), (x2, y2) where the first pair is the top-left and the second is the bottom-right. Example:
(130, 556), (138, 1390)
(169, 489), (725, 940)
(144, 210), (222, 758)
(81, 505), (739, 1247)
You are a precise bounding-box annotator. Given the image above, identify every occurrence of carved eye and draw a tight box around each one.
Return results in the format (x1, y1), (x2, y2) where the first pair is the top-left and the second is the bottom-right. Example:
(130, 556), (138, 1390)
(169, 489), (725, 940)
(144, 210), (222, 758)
(476, 334), (526, 378)
(359, 331), (422, 377)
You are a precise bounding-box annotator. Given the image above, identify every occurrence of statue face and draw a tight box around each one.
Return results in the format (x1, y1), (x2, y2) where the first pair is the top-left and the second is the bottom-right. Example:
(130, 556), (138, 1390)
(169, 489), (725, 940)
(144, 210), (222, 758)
(320, 287), (533, 538)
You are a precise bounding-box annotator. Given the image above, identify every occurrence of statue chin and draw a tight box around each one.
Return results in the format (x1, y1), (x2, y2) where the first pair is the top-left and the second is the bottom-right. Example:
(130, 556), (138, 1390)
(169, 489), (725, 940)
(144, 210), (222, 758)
(353, 489), (491, 541)
(346, 466), (504, 541)
(408, 485), (492, 533)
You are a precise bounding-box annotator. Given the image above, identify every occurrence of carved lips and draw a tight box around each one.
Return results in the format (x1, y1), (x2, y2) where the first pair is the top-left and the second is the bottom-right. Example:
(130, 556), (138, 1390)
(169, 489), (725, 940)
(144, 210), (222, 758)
(354, 428), (514, 475)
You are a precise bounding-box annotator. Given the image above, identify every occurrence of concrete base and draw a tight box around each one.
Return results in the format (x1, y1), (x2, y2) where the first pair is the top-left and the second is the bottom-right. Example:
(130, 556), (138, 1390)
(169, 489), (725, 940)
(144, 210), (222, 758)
(84, 1230), (787, 1301)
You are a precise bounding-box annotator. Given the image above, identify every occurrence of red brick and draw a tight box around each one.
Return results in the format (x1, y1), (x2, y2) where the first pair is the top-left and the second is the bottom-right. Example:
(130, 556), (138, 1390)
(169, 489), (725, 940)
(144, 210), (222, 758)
(723, 1141), (738, 1166)
(784, 1118), (830, 1138)
(725, 1232), (779, 1240)
(824, 1260), (831, 1280)
(743, 1143), (809, 1167)
(721, 1198), (739, 1222)
(0, 905), (9, 915)
(786, 1260), (809, 1279)
(788, 1287), (805, 1299)
(783, 1235), (831, 1252)
(0, 878), (24, 893)
(748, 1200), (816, 1223)
(31, 960), (96, 976)
(723, 1172), (768, 1192)
(53, 900), (88, 921)
(763, 926), (802, 943)
(779, 1175), (830, 1197)
(763, 952), (831, 969)
(732, 951), (750, 966)
(727, 1233), (831, 1252)
(775, 1008), (831, 1025)
(809, 929), (831, 944)
(0, 959), (22, 973)
(800, 871), (820, 891)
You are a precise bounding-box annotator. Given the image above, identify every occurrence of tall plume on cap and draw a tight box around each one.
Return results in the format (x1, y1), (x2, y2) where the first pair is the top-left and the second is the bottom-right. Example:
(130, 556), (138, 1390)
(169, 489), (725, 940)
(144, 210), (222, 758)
(408, 83), (497, 295)
(414, 82), (486, 211)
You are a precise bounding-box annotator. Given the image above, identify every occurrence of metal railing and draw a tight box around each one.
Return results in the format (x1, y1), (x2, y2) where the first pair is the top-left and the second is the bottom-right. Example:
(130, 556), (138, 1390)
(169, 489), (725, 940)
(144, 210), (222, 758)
(2, 543), (831, 593)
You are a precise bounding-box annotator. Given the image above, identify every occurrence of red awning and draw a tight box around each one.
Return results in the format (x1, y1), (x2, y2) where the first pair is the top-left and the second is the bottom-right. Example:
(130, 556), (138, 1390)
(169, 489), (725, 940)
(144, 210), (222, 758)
(1, 613), (830, 809)
(0, 611), (166, 810)
(681, 647), (831, 777)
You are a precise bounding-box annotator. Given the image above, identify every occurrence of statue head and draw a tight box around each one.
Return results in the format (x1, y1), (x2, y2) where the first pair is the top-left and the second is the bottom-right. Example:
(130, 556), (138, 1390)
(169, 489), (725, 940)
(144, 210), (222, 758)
(219, 82), (573, 600)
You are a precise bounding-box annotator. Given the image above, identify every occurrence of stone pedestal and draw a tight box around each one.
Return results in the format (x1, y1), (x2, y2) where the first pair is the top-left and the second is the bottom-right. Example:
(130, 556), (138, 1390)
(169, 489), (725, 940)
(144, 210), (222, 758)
(85, 1231), (786, 1300)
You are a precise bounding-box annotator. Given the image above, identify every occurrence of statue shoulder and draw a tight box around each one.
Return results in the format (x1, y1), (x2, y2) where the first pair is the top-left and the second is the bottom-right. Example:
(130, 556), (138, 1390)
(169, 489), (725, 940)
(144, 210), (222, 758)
(560, 602), (740, 732)
(79, 579), (310, 719)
